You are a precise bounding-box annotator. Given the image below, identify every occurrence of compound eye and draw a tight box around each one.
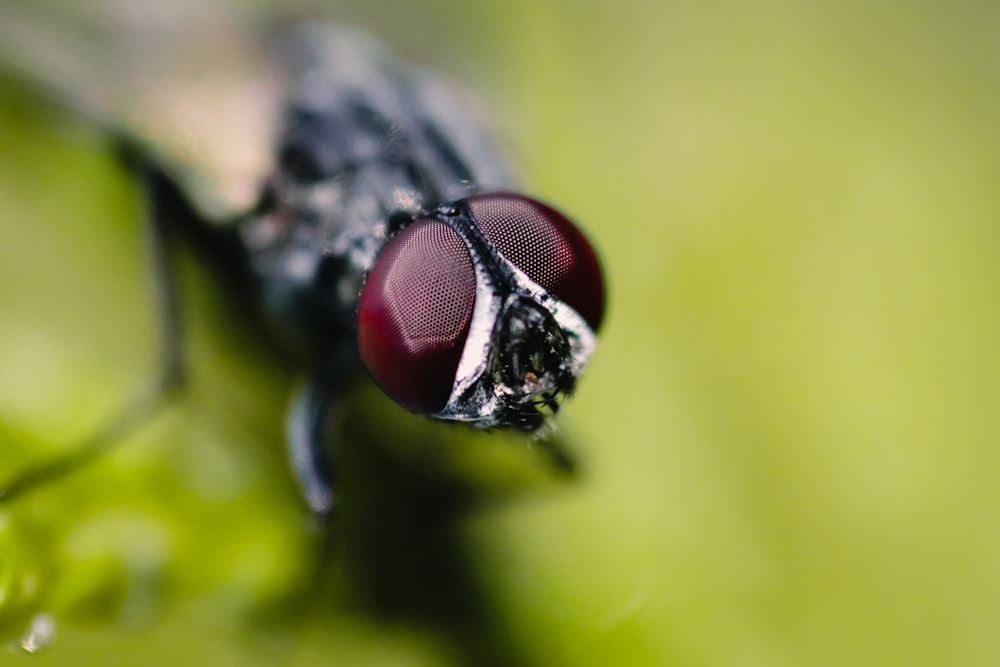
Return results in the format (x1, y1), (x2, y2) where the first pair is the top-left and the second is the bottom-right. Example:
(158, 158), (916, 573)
(358, 219), (476, 414)
(466, 193), (605, 330)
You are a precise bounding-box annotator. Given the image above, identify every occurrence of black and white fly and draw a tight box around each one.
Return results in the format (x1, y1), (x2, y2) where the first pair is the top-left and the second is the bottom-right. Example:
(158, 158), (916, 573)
(0, 8), (605, 516)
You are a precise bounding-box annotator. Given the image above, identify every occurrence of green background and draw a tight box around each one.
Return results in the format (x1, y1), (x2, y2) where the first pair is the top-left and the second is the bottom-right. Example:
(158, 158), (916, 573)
(2, 0), (999, 665)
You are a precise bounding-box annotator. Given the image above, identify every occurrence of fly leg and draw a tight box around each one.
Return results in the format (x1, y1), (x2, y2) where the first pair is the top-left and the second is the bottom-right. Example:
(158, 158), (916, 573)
(286, 374), (339, 520)
(531, 423), (579, 477)
(0, 162), (186, 503)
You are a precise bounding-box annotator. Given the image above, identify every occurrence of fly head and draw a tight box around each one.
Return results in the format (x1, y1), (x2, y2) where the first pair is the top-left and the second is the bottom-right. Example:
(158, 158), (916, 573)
(357, 192), (605, 429)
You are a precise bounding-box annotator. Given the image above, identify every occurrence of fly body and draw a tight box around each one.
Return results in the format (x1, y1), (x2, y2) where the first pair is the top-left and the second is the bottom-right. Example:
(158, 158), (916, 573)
(0, 16), (606, 515)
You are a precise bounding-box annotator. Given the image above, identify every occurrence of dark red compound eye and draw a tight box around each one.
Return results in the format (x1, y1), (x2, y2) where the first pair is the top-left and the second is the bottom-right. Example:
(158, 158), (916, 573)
(467, 193), (605, 330)
(357, 219), (477, 414)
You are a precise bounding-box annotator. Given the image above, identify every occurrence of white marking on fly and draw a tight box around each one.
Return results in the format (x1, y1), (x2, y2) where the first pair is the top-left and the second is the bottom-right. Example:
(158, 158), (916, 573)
(393, 189), (419, 212)
(285, 248), (320, 283)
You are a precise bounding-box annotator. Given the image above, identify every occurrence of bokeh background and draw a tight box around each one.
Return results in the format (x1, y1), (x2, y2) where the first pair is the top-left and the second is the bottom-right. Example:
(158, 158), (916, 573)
(2, 0), (1000, 665)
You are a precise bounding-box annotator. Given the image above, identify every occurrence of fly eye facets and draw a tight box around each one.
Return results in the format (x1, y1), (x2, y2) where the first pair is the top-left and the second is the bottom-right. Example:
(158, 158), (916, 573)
(466, 193), (605, 330)
(357, 219), (477, 414)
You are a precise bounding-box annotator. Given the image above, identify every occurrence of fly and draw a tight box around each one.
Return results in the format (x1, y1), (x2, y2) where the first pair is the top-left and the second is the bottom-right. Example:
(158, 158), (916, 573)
(0, 16), (606, 517)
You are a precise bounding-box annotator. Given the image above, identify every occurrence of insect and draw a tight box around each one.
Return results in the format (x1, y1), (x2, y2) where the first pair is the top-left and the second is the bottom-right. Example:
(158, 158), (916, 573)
(0, 9), (605, 516)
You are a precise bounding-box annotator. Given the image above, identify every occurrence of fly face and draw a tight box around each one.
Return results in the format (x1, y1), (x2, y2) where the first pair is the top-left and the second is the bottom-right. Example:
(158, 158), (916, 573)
(357, 193), (604, 430)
